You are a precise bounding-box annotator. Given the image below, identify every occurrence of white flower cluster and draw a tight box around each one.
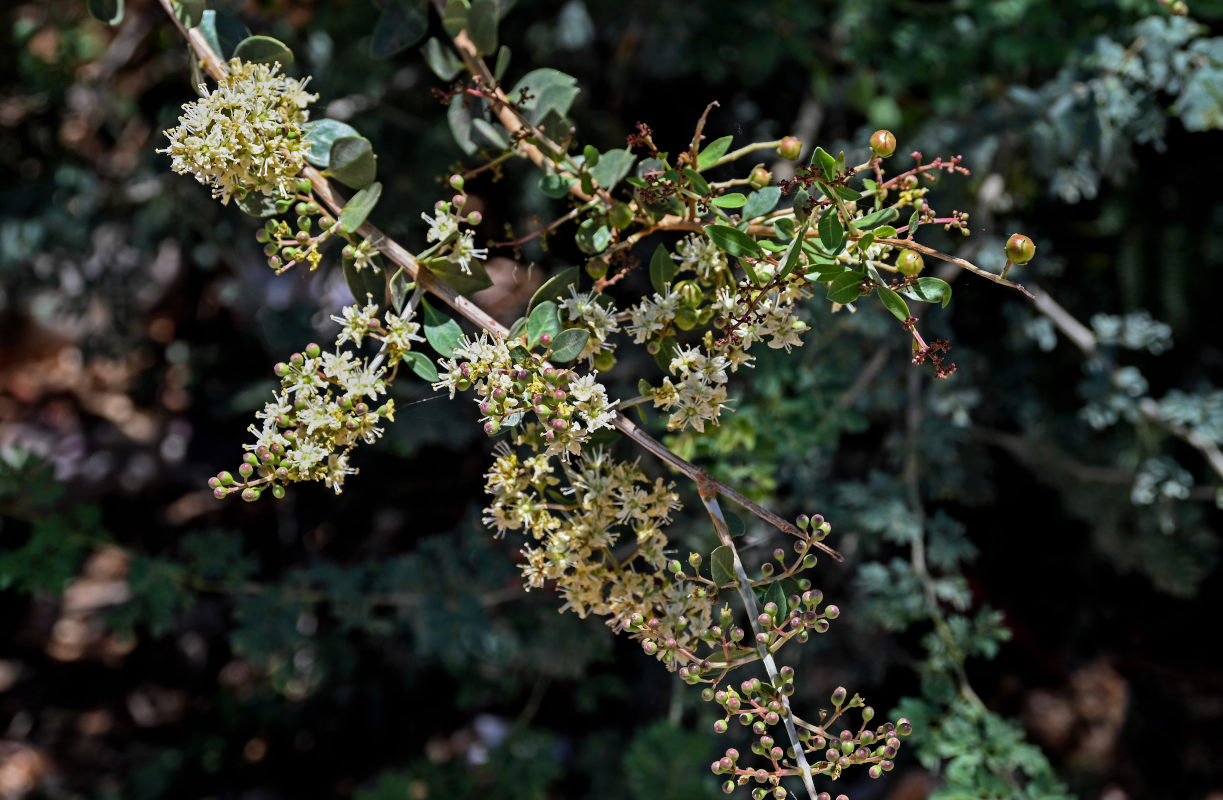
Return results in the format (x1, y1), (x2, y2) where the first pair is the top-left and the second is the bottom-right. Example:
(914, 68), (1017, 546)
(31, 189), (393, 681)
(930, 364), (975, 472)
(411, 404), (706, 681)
(212, 299), (423, 500)
(483, 444), (709, 663)
(432, 332), (617, 459)
(711, 275), (812, 353)
(421, 203), (487, 275)
(672, 232), (731, 282)
(626, 284), (683, 343)
(558, 286), (620, 362)
(651, 343), (733, 433)
(160, 59), (318, 205)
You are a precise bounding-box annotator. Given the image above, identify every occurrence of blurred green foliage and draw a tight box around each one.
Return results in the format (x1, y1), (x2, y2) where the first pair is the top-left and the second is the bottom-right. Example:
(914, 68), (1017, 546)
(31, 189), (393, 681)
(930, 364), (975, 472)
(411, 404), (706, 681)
(2, 0), (1222, 798)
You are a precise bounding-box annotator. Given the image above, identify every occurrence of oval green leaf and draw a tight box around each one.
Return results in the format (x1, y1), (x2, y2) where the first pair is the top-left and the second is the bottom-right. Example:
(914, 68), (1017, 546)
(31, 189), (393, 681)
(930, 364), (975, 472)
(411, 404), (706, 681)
(575, 218), (611, 255)
(878, 285), (910, 322)
(697, 135), (733, 170)
(339, 181), (382, 234)
(856, 207), (900, 230)
(898, 276), (953, 308)
(233, 35), (294, 66)
(343, 258), (384, 308)
(539, 174), (575, 199)
(171, 0), (204, 28)
(199, 10), (251, 60)
(325, 136), (377, 189)
(422, 37), (464, 81)
(826, 271), (864, 305)
(711, 545), (737, 586)
(302, 119), (362, 168)
(705, 224), (762, 258)
(742, 187), (781, 220)
(649, 244), (677, 293)
(549, 328), (589, 362)
(421, 297), (464, 358)
(401, 351), (439, 383)
(371, 0), (428, 58)
(817, 211), (844, 251)
(529, 266), (580, 312)
(589, 148), (636, 191)
(468, 0), (499, 55)
(527, 300), (562, 347)
(712, 193), (747, 208)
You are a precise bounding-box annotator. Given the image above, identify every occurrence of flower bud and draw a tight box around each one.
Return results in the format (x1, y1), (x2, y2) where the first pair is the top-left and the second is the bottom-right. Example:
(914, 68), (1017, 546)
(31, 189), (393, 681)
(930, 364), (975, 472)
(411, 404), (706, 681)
(713, 718), (728, 734)
(870, 130), (897, 158)
(213, 487), (228, 499)
(449, 174), (465, 191)
(831, 686), (847, 706)
(218, 471), (235, 486)
(272, 484), (286, 499)
(241, 487), (261, 502)
(778, 136), (802, 160)
(1005, 233), (1036, 265)
(467, 211), (482, 226)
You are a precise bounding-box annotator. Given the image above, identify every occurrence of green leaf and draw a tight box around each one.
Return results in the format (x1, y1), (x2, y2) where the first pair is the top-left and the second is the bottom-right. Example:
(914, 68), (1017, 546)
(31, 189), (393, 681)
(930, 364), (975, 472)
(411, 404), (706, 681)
(812, 146), (838, 180)
(447, 96), (477, 156)
(234, 191), (281, 218)
(817, 211), (844, 251)
(302, 119), (362, 168)
(538, 173), (574, 199)
(907, 210), (920, 235)
(742, 187), (781, 220)
(899, 276), (953, 308)
(774, 217), (796, 240)
(575, 218), (611, 255)
(826, 271), (864, 305)
(529, 266), (580, 312)
(87, 0), (124, 25)
(468, 0), (498, 55)
(422, 37), (464, 81)
(233, 35), (294, 66)
(198, 9), (250, 59)
(589, 148), (636, 191)
(441, 0), (469, 38)
(776, 218), (811, 282)
(549, 328), (589, 362)
(389, 268), (413, 313)
(705, 224), (762, 258)
(343, 258), (384, 308)
(856, 207), (899, 230)
(423, 258), (494, 296)
(711, 545), (737, 586)
(878, 285), (910, 322)
(401, 351), (438, 382)
(471, 118), (509, 149)
(171, 0), (204, 28)
(421, 297), (464, 358)
(833, 184), (862, 202)
(873, 225), (898, 238)
(696, 135), (733, 170)
(325, 136), (377, 189)
(649, 244), (676, 293)
(652, 336), (676, 371)
(339, 181), (382, 233)
(762, 581), (788, 620)
(493, 45), (511, 82)
(370, 0), (428, 58)
(509, 68), (580, 125)
(507, 316), (526, 340)
(791, 187), (811, 222)
(527, 300), (562, 347)
(857, 232), (875, 253)
(711, 193), (747, 208)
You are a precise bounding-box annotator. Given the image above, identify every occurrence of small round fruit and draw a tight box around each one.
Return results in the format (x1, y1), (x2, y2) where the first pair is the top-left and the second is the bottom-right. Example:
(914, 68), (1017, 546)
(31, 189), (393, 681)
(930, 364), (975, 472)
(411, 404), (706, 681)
(870, 130), (897, 158)
(1005, 233), (1036, 265)
(897, 249), (924, 276)
(778, 136), (802, 160)
(748, 165), (771, 190)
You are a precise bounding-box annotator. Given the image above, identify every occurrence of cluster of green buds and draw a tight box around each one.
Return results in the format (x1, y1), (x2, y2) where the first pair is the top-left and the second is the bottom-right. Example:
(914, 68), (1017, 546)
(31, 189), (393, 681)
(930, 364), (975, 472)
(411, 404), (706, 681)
(708, 680), (912, 794)
(255, 179), (341, 273)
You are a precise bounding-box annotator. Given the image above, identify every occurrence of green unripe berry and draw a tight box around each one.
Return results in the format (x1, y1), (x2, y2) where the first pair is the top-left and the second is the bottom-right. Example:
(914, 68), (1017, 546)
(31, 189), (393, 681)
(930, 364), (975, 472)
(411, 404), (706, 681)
(897, 249), (924, 277)
(296, 179), (312, 194)
(778, 136), (802, 160)
(592, 350), (616, 372)
(272, 484), (286, 499)
(609, 201), (633, 230)
(870, 129), (897, 158)
(586, 258), (608, 280)
(1005, 233), (1036, 265)
(748, 165), (771, 190)
(675, 307), (698, 331)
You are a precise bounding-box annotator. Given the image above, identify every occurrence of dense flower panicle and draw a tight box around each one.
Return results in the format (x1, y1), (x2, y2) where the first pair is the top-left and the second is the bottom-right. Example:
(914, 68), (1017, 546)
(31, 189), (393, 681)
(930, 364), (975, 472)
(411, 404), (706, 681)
(627, 285), (683, 343)
(212, 301), (424, 500)
(432, 331), (617, 459)
(160, 59), (318, 204)
(559, 287), (620, 362)
(672, 232), (731, 283)
(483, 442), (706, 663)
(420, 203), (488, 275)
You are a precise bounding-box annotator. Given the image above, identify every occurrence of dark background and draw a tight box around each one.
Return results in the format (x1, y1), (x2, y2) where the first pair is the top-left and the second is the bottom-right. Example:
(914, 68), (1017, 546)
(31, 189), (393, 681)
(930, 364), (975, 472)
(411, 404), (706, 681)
(2, 1), (1222, 798)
